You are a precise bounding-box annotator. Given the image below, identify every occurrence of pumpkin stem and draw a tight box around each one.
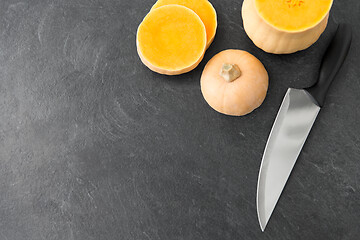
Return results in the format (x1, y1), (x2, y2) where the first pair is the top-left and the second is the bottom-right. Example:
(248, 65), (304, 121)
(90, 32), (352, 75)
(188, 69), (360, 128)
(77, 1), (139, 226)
(220, 63), (241, 82)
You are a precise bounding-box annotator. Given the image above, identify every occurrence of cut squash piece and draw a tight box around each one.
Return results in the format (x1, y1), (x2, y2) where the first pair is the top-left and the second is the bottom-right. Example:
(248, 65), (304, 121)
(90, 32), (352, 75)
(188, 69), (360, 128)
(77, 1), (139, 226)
(151, 0), (217, 49)
(242, 0), (333, 54)
(137, 5), (207, 75)
(256, 0), (333, 31)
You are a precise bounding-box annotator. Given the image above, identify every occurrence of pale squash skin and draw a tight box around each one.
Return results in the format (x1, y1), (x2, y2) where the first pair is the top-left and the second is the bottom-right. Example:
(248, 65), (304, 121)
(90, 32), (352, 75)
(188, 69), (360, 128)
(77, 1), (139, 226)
(201, 50), (268, 116)
(242, 0), (333, 54)
(137, 5), (207, 75)
(136, 41), (205, 75)
(151, 0), (217, 49)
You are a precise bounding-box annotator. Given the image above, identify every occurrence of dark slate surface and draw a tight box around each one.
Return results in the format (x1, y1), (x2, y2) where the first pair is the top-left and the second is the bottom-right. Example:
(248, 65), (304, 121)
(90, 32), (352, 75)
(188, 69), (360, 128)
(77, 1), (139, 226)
(0, 0), (359, 239)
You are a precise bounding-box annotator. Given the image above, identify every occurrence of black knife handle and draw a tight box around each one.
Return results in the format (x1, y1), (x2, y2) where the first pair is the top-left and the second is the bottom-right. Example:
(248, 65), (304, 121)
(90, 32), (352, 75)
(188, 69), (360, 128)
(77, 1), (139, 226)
(305, 23), (352, 107)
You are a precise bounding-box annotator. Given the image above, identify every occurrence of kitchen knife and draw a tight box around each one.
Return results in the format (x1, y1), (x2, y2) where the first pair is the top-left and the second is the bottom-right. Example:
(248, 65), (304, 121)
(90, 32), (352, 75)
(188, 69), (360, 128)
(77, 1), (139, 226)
(257, 23), (352, 231)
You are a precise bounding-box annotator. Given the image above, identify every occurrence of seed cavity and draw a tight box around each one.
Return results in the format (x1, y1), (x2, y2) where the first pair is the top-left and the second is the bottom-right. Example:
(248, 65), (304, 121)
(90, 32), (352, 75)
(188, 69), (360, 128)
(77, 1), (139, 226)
(286, 0), (305, 7)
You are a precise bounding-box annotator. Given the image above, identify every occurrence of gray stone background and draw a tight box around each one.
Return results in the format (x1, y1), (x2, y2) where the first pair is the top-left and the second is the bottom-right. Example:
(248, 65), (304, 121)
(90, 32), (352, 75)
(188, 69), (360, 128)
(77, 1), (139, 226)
(0, 0), (359, 239)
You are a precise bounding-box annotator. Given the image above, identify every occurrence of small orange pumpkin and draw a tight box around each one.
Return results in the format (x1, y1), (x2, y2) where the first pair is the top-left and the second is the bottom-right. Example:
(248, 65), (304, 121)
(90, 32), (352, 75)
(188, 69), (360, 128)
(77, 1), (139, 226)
(201, 50), (268, 116)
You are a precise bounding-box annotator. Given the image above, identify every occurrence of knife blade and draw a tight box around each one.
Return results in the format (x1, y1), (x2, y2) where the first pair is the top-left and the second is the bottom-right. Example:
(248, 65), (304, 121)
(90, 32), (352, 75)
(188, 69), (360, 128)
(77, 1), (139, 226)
(257, 23), (352, 231)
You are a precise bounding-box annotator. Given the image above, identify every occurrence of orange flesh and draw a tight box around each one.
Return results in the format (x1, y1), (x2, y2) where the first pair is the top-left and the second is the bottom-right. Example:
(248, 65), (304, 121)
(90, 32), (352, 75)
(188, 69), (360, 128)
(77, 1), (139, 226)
(137, 5), (206, 71)
(255, 0), (332, 31)
(152, 0), (217, 47)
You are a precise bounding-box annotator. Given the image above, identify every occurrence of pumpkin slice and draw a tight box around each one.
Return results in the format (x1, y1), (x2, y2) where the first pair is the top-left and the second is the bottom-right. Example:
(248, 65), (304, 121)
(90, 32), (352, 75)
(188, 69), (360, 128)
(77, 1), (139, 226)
(137, 5), (207, 75)
(242, 0), (333, 54)
(201, 50), (268, 116)
(151, 0), (217, 48)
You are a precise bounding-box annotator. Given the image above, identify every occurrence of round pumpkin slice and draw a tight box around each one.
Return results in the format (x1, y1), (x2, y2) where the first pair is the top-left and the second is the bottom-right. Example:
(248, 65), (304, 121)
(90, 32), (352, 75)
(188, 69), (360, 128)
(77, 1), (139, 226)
(201, 50), (268, 116)
(151, 0), (217, 49)
(137, 5), (207, 75)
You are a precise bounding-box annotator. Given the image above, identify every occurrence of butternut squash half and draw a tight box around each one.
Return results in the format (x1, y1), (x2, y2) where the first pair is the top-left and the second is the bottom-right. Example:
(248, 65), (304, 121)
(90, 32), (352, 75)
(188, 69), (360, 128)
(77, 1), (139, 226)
(242, 0), (333, 54)
(137, 5), (207, 75)
(151, 0), (217, 48)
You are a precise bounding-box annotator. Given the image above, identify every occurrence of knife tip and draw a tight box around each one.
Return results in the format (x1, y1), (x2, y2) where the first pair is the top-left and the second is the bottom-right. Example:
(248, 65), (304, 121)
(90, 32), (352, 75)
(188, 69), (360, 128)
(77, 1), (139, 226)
(258, 216), (267, 232)
(257, 186), (268, 232)
(257, 197), (268, 232)
(260, 223), (266, 232)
